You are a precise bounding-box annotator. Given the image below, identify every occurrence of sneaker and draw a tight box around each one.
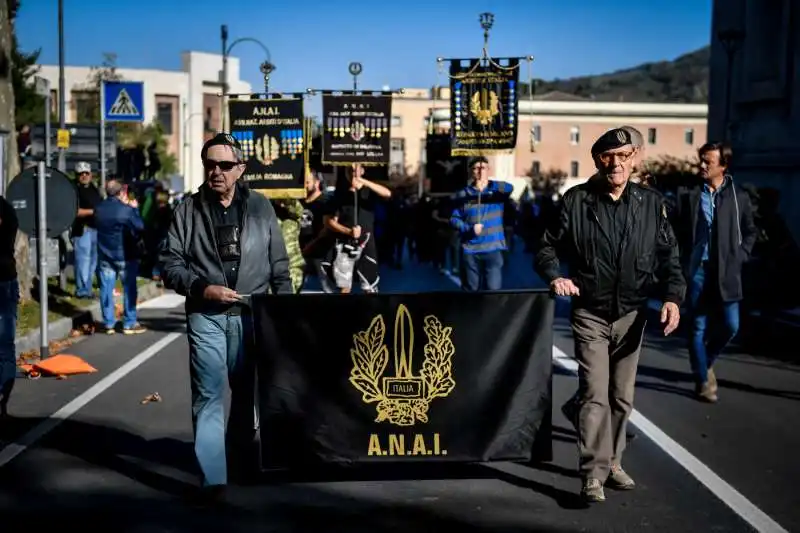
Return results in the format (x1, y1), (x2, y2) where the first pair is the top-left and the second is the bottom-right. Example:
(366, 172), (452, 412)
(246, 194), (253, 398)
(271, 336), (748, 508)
(581, 478), (605, 503)
(607, 464), (636, 490)
(123, 323), (147, 335)
(707, 368), (718, 394)
(105, 327), (116, 335)
(696, 381), (718, 403)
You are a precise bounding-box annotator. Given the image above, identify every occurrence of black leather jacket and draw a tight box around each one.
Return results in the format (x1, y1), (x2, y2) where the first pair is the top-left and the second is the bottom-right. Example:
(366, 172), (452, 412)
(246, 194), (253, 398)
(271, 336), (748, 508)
(159, 182), (292, 314)
(536, 178), (686, 319)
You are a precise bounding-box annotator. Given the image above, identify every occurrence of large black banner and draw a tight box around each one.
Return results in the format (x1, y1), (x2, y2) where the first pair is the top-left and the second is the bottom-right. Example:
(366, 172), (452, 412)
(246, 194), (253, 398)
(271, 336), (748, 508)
(449, 59), (520, 156)
(228, 97), (305, 198)
(322, 94), (391, 166)
(425, 133), (468, 194)
(252, 291), (553, 469)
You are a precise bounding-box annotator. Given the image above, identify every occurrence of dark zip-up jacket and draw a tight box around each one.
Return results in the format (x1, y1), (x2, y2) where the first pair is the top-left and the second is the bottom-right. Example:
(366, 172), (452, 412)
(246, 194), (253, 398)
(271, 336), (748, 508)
(159, 182), (292, 314)
(671, 176), (757, 302)
(536, 178), (685, 320)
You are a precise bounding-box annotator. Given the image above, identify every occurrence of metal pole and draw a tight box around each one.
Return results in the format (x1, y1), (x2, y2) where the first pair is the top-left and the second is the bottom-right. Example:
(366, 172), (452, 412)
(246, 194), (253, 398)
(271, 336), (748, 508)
(100, 80), (107, 192)
(723, 52), (733, 142)
(221, 24), (229, 131)
(44, 92), (52, 166)
(36, 161), (49, 358)
(57, 0), (66, 172)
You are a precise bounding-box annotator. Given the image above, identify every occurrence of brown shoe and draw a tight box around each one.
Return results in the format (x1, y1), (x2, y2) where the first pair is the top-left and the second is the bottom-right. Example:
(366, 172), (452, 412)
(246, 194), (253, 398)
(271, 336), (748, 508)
(607, 464), (636, 490)
(123, 323), (147, 335)
(696, 381), (718, 403)
(707, 368), (718, 394)
(580, 478), (605, 503)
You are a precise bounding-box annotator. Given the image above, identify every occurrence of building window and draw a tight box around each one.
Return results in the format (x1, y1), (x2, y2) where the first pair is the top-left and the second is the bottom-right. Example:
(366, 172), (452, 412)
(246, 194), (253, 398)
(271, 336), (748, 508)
(531, 124), (541, 143)
(390, 138), (405, 152)
(648, 127), (657, 144)
(391, 115), (402, 127)
(72, 90), (96, 122)
(156, 102), (173, 134)
(390, 163), (403, 175)
(685, 128), (694, 145)
(570, 161), (579, 178)
(531, 161), (541, 176)
(204, 107), (213, 132)
(570, 126), (580, 145)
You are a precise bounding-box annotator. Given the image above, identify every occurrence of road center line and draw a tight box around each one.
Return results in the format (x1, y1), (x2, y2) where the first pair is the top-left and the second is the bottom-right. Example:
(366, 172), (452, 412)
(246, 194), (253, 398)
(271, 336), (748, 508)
(444, 270), (787, 533)
(0, 332), (182, 469)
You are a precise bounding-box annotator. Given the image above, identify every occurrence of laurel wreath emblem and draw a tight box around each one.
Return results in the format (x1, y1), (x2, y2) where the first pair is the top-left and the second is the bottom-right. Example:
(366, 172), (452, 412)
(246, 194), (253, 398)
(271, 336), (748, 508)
(348, 311), (456, 427)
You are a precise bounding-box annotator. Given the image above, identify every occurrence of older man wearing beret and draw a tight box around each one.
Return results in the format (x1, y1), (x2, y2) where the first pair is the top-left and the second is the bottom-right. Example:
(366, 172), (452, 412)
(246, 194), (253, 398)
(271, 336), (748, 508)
(536, 128), (685, 503)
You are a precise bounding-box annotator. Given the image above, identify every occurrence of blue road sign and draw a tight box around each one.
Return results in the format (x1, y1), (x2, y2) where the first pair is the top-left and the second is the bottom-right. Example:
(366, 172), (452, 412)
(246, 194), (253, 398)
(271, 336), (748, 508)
(102, 81), (145, 122)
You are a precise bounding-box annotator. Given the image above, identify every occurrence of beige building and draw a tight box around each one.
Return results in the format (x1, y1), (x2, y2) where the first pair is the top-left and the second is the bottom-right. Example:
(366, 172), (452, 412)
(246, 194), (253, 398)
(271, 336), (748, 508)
(708, 0), (800, 240)
(389, 88), (707, 192)
(36, 51), (252, 192)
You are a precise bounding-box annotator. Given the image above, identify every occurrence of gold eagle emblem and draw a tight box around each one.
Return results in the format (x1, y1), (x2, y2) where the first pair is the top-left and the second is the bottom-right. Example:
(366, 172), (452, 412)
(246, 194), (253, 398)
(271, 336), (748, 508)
(470, 89), (500, 126)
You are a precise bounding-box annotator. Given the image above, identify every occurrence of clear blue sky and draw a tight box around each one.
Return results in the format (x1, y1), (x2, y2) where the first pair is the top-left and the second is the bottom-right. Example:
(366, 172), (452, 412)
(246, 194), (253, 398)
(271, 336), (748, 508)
(15, 0), (711, 107)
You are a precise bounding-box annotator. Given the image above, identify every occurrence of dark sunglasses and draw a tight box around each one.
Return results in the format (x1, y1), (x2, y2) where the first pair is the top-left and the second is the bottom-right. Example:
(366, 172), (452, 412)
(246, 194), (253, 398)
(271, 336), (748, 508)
(203, 159), (241, 172)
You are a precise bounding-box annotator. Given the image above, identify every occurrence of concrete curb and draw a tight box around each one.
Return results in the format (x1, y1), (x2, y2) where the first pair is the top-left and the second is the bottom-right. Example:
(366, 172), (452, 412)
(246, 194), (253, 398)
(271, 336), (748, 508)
(14, 281), (165, 357)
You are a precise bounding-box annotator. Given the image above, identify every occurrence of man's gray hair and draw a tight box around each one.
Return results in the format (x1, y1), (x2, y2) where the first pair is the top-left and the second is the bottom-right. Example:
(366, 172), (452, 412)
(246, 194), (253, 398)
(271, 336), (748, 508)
(105, 179), (124, 197)
(620, 125), (644, 148)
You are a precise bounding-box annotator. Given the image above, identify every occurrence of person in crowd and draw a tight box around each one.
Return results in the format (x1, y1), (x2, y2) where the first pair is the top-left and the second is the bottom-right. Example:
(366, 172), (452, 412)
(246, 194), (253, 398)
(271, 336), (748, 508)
(71, 162), (103, 299)
(535, 128), (685, 503)
(0, 195), (19, 419)
(299, 171), (333, 292)
(93, 179), (146, 335)
(323, 164), (391, 293)
(450, 156), (513, 291)
(159, 133), (292, 504)
(670, 141), (757, 403)
(273, 197), (306, 293)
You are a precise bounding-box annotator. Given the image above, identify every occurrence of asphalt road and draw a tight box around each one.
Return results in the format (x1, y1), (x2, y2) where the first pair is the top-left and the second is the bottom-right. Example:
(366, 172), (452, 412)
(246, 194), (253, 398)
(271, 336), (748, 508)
(0, 246), (798, 532)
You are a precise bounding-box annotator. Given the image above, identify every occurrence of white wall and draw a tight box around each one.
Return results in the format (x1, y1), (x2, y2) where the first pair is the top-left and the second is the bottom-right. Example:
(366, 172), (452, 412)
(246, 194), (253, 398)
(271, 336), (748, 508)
(36, 51), (252, 193)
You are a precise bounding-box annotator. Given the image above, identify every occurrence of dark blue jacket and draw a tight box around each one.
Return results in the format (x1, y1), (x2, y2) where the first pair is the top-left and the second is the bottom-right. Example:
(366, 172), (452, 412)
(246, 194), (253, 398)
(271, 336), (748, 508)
(94, 197), (145, 262)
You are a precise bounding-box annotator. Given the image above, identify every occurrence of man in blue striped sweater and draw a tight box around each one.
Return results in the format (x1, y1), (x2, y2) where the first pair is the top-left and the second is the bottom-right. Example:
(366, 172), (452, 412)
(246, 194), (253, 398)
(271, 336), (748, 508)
(449, 156), (514, 291)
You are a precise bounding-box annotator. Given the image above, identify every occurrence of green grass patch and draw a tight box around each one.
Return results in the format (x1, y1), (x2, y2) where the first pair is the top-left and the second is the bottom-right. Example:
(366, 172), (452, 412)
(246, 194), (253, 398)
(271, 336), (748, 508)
(17, 276), (152, 339)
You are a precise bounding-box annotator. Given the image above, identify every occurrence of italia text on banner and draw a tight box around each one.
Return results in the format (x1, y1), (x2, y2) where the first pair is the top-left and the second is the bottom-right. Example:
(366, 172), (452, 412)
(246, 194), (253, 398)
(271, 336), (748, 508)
(425, 132), (468, 194)
(449, 58), (520, 156)
(322, 94), (392, 166)
(251, 291), (554, 469)
(228, 96), (305, 198)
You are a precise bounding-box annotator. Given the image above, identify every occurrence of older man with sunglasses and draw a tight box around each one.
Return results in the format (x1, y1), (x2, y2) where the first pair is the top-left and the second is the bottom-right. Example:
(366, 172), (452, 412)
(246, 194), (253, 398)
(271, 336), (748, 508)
(536, 128), (685, 503)
(159, 133), (292, 503)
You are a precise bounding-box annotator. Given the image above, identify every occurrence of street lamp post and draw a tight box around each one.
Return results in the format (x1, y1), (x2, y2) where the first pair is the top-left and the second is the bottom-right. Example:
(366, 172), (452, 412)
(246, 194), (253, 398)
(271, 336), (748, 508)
(349, 62), (362, 91)
(718, 28), (744, 142)
(220, 24), (274, 131)
(57, 0), (66, 172)
(260, 61), (276, 94)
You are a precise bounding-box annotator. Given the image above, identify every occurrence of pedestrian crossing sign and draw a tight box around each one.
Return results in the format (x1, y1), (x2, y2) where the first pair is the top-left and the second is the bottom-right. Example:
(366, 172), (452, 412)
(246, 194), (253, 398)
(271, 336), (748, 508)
(102, 81), (145, 122)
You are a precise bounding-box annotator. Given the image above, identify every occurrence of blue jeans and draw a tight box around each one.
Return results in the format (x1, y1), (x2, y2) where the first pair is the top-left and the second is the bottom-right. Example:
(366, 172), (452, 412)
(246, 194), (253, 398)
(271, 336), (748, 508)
(72, 228), (97, 298)
(461, 250), (504, 291)
(0, 279), (19, 414)
(187, 312), (255, 486)
(687, 262), (739, 384)
(98, 259), (139, 329)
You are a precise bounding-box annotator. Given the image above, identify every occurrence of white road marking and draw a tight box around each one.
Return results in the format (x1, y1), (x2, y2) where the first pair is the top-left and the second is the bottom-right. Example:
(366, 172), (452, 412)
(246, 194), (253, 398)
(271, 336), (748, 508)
(137, 292), (187, 309)
(445, 270), (788, 533)
(0, 333), (182, 469)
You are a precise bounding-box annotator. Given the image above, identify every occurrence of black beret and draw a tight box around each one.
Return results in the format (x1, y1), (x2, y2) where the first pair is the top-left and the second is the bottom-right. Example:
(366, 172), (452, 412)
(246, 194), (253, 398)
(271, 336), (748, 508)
(201, 132), (242, 158)
(591, 128), (633, 156)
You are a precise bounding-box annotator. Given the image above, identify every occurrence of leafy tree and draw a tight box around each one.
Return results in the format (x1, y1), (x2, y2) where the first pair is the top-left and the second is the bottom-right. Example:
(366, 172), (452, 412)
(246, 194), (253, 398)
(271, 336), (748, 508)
(9, 4), (46, 127)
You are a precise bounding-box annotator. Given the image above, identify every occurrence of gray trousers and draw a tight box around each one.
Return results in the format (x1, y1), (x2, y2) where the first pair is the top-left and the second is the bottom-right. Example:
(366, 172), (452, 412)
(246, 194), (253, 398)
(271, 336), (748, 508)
(571, 307), (646, 481)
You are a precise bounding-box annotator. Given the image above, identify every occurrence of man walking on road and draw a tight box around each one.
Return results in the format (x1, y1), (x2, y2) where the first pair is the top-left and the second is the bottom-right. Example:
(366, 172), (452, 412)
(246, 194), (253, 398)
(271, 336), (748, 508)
(159, 133), (292, 503)
(670, 142), (756, 403)
(450, 156), (513, 291)
(71, 162), (103, 299)
(536, 128), (685, 503)
(94, 179), (147, 335)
